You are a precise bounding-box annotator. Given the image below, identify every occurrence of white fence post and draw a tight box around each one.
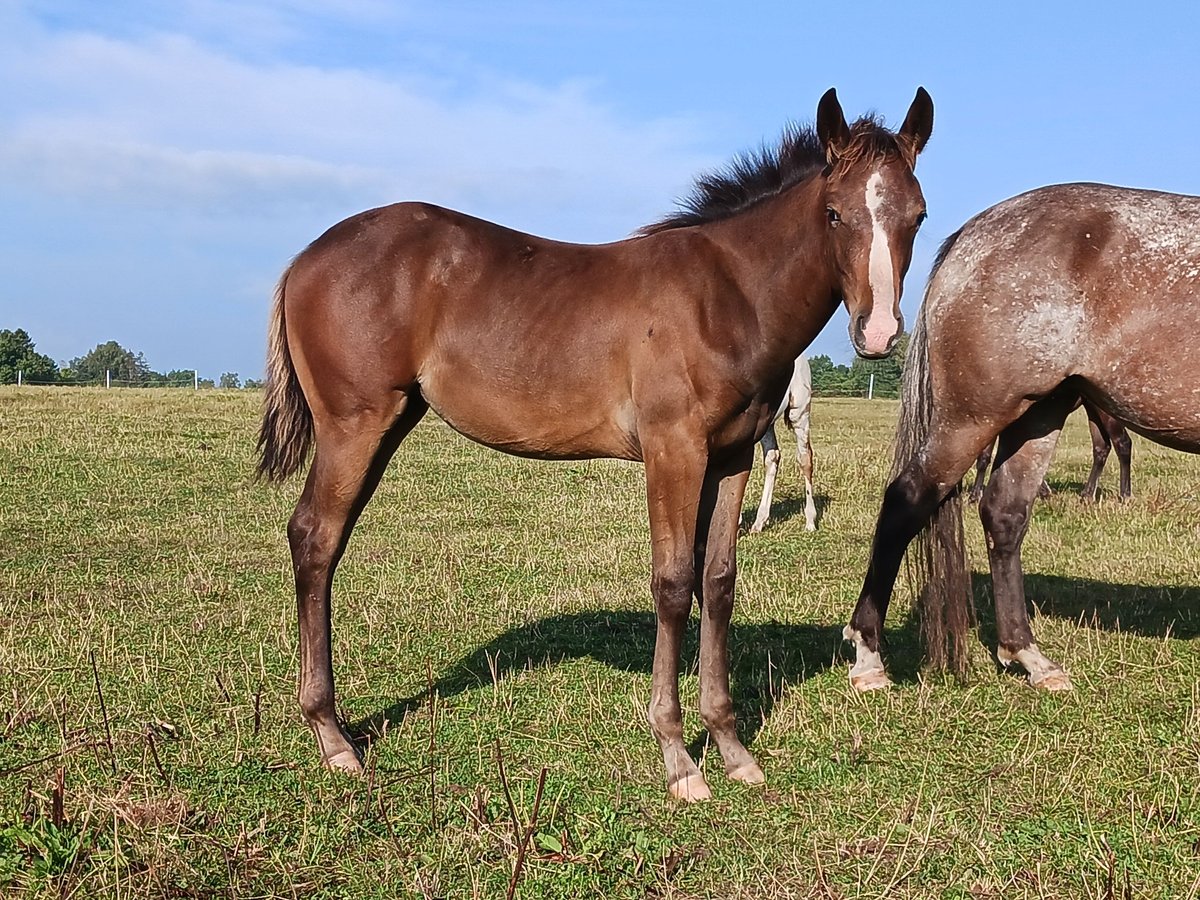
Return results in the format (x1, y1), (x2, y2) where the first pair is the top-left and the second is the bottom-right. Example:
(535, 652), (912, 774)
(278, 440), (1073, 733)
(106, 369), (111, 389)
(16, 370), (21, 386)
(194, 370), (198, 390)
(868, 373), (875, 400)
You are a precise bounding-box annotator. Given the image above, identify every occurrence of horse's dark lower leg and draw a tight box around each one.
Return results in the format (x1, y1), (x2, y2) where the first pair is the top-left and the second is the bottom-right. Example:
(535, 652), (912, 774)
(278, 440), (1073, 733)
(847, 427), (993, 689)
(980, 401), (1072, 690)
(642, 434), (707, 801)
(289, 396), (427, 770)
(694, 447), (762, 785)
(844, 468), (941, 688)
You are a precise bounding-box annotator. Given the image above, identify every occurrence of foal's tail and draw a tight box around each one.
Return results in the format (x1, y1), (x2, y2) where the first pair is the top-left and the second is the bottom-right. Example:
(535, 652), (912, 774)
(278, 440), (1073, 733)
(893, 251), (973, 677)
(257, 263), (313, 482)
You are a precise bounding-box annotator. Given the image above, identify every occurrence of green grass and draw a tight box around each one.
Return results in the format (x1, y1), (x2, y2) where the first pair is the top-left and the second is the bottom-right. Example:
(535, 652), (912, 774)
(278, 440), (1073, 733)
(2, 386), (1199, 898)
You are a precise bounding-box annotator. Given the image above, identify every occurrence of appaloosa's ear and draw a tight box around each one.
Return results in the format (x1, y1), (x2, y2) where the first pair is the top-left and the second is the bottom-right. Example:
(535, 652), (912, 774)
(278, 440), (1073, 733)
(899, 86), (934, 160)
(816, 87), (850, 162)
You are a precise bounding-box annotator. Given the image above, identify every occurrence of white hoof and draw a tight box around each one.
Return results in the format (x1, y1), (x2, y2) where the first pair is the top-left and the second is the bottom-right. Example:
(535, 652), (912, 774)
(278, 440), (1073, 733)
(668, 773), (712, 803)
(998, 644), (1072, 692)
(324, 748), (364, 774)
(727, 762), (766, 785)
(849, 668), (893, 692)
(1030, 669), (1073, 692)
(843, 625), (891, 692)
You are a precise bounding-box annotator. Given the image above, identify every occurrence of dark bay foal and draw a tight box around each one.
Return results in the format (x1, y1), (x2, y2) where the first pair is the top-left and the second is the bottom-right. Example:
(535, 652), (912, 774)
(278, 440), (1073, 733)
(260, 88), (933, 801)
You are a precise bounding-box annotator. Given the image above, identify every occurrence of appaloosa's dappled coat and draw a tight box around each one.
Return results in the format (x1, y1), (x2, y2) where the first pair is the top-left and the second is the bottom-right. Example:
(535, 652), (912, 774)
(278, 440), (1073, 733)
(259, 88), (934, 801)
(845, 183), (1200, 693)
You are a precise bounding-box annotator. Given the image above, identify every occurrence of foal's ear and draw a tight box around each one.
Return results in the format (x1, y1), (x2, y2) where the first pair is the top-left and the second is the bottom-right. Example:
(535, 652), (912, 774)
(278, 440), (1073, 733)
(899, 86), (934, 160)
(816, 87), (850, 162)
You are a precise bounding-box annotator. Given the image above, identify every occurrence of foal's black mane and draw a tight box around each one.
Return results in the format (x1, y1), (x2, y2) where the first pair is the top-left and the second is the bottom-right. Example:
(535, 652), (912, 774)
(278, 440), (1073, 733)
(639, 115), (902, 235)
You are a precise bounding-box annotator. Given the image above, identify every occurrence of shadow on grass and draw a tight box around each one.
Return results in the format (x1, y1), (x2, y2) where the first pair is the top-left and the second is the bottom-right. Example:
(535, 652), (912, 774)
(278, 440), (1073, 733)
(973, 572), (1200, 645)
(349, 609), (921, 752)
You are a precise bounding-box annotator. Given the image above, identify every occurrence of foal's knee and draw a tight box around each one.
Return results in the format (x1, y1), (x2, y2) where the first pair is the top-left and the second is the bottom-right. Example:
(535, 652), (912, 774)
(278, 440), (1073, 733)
(701, 557), (736, 616)
(651, 564), (694, 621)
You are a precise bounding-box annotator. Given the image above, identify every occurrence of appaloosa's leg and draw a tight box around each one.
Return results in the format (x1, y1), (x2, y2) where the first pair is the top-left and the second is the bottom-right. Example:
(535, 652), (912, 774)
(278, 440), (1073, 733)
(968, 441), (993, 503)
(694, 446), (764, 786)
(642, 432), (709, 801)
(981, 399), (1073, 691)
(1081, 410), (1111, 503)
(749, 426), (781, 533)
(289, 396), (427, 771)
(846, 426), (994, 690)
(790, 408), (818, 531)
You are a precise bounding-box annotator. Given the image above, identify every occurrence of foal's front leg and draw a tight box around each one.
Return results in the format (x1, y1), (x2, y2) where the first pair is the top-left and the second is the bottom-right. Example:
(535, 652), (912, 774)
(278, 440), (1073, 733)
(696, 447), (764, 785)
(642, 433), (709, 801)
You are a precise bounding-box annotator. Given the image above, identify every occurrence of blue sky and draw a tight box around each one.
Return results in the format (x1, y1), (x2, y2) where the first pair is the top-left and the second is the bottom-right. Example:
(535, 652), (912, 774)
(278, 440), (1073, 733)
(3, 1), (1198, 379)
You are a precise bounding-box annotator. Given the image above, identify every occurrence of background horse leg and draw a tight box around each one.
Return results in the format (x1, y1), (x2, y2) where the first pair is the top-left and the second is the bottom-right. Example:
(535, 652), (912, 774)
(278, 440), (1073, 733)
(642, 431), (708, 801)
(846, 424), (994, 690)
(694, 446), (763, 786)
(980, 397), (1073, 691)
(788, 405), (818, 531)
(289, 395), (427, 771)
(1081, 405), (1112, 502)
(1113, 421), (1133, 500)
(748, 425), (781, 533)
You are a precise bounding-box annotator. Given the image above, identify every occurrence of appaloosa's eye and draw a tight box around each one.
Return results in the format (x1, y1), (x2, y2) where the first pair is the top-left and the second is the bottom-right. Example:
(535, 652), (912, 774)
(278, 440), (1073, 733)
(826, 207), (841, 226)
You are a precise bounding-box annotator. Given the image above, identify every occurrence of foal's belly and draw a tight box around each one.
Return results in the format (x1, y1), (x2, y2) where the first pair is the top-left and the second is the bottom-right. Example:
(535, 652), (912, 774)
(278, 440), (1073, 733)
(417, 360), (642, 462)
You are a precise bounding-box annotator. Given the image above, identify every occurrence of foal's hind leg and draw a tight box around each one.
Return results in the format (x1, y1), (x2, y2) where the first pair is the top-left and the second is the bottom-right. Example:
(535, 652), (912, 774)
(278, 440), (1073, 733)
(749, 426), (781, 533)
(289, 395), (427, 771)
(694, 446), (763, 786)
(981, 399), (1073, 691)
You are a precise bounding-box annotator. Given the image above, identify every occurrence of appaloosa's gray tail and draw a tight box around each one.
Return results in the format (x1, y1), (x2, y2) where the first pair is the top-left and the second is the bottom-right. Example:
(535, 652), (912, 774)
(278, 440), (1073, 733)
(257, 263), (312, 482)
(892, 231), (974, 676)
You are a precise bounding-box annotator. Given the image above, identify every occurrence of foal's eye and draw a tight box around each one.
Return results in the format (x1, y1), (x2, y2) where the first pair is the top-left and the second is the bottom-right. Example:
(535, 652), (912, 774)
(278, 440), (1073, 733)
(826, 207), (841, 226)
(916, 211), (928, 228)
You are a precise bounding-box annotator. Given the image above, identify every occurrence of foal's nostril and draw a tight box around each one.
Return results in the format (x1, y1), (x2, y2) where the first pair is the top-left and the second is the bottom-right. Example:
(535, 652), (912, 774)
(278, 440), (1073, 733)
(854, 315), (866, 338)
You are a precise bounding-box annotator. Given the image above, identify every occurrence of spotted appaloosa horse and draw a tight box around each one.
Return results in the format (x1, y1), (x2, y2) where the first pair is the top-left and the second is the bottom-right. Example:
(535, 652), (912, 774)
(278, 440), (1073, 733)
(968, 399), (1132, 503)
(258, 88), (934, 801)
(843, 183), (1200, 693)
(749, 354), (817, 532)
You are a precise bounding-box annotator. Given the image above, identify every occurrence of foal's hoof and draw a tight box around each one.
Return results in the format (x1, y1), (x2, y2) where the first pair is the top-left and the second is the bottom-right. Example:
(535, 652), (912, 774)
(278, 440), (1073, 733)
(727, 762), (766, 785)
(323, 748), (365, 774)
(668, 773), (712, 803)
(1030, 669), (1073, 692)
(849, 668), (892, 693)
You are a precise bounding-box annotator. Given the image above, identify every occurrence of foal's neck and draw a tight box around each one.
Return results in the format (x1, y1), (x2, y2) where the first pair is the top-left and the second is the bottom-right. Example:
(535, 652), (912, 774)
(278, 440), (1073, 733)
(703, 177), (839, 370)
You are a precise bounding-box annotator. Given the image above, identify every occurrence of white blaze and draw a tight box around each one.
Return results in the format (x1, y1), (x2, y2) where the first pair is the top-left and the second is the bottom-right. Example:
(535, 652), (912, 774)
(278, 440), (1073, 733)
(863, 171), (898, 350)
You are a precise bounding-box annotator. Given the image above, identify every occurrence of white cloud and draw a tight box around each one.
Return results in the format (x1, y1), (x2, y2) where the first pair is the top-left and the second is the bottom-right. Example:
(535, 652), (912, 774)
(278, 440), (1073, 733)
(0, 12), (713, 239)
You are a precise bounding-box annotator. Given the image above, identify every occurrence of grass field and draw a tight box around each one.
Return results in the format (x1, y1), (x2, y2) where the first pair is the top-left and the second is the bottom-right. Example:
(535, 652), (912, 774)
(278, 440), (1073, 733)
(2, 386), (1199, 899)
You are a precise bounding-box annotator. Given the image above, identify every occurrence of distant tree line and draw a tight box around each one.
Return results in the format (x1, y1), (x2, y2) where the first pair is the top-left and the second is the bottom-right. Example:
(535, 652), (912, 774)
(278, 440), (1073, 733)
(809, 332), (909, 398)
(0, 328), (263, 388)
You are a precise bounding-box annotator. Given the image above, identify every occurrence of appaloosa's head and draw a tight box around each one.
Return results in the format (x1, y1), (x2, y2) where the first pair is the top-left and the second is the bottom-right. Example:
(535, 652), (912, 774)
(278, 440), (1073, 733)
(817, 87), (933, 358)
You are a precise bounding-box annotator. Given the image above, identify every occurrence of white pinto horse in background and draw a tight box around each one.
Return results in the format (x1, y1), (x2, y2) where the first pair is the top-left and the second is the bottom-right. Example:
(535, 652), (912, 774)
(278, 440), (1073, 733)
(749, 354), (817, 533)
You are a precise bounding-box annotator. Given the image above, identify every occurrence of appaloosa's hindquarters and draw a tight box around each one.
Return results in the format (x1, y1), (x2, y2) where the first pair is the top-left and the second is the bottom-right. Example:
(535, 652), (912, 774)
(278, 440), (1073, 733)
(846, 182), (1200, 692)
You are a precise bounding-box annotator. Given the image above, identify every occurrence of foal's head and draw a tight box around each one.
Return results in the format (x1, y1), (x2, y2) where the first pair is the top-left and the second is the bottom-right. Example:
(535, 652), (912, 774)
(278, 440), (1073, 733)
(816, 88), (933, 358)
